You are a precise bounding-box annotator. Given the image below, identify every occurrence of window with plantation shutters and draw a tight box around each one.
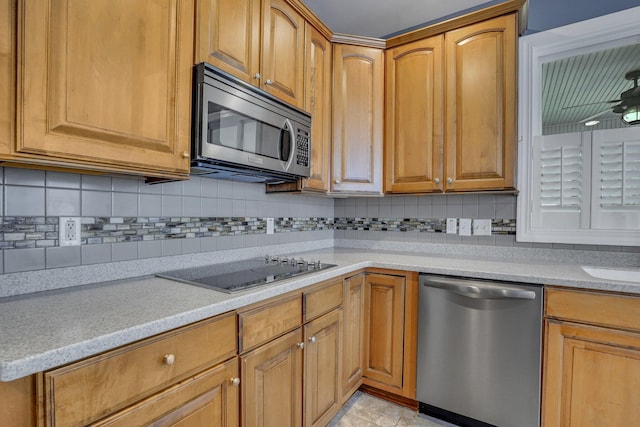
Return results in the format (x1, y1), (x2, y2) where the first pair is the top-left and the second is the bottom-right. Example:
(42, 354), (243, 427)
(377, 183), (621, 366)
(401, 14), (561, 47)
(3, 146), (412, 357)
(591, 129), (640, 230)
(521, 127), (640, 246)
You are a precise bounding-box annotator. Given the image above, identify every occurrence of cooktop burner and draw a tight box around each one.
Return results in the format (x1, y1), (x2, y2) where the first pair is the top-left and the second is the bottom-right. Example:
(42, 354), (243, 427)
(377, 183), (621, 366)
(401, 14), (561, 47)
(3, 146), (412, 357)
(156, 256), (336, 293)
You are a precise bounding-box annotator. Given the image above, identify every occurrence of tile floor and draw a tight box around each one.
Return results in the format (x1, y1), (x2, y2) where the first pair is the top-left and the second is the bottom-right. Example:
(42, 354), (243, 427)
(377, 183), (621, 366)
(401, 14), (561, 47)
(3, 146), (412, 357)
(327, 391), (460, 427)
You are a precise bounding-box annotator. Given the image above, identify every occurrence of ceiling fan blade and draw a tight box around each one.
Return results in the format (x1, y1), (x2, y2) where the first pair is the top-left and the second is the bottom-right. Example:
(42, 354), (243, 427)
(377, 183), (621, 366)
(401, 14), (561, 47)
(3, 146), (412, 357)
(578, 108), (612, 123)
(562, 99), (621, 109)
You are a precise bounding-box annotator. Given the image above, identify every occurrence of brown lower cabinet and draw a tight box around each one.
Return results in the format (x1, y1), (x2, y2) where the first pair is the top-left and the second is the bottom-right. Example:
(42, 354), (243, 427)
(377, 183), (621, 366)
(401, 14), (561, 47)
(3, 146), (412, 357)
(241, 328), (304, 427)
(543, 288), (640, 426)
(2, 271), (416, 427)
(361, 270), (418, 401)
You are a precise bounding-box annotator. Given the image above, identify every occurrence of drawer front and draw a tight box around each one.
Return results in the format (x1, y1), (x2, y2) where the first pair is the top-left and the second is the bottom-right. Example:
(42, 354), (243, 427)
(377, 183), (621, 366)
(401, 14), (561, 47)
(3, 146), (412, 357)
(303, 279), (343, 322)
(93, 357), (240, 427)
(239, 294), (302, 352)
(546, 288), (640, 331)
(46, 312), (237, 427)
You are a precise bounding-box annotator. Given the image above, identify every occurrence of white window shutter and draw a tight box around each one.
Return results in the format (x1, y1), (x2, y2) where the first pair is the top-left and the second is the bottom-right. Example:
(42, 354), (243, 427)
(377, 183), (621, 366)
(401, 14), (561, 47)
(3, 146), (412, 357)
(591, 128), (640, 230)
(531, 132), (591, 230)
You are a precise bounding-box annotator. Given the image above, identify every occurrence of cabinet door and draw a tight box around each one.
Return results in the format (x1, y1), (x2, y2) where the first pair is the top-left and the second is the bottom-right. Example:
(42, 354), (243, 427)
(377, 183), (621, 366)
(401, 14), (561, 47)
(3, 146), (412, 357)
(332, 44), (384, 194)
(304, 309), (342, 427)
(241, 328), (303, 427)
(301, 23), (332, 192)
(0, 0), (14, 155)
(543, 320), (640, 426)
(17, 0), (193, 179)
(93, 357), (240, 427)
(363, 273), (405, 388)
(0, 375), (38, 427)
(261, 0), (305, 108)
(444, 14), (516, 191)
(195, 0), (260, 84)
(342, 273), (365, 400)
(385, 35), (444, 193)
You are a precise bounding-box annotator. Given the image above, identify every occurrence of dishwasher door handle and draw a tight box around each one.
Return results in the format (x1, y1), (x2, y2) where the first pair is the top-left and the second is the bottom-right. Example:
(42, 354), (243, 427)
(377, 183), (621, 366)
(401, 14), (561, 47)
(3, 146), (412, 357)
(421, 275), (536, 300)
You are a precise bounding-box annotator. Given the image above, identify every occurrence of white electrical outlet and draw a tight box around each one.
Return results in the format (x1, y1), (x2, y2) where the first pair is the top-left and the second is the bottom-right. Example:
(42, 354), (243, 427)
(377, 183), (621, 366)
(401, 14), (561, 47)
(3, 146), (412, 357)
(266, 217), (275, 235)
(459, 218), (472, 236)
(59, 217), (81, 246)
(446, 218), (457, 234)
(473, 219), (492, 236)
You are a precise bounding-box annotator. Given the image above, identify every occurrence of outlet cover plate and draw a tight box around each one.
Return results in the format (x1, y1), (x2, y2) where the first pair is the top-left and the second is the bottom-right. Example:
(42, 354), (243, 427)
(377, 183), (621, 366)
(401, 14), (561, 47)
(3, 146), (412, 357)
(266, 218), (275, 235)
(59, 217), (81, 246)
(446, 218), (457, 234)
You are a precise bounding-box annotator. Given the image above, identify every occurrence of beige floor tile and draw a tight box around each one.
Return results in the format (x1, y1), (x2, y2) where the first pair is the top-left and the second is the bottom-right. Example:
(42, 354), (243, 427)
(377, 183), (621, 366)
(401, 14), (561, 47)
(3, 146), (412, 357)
(327, 412), (379, 427)
(346, 393), (405, 426)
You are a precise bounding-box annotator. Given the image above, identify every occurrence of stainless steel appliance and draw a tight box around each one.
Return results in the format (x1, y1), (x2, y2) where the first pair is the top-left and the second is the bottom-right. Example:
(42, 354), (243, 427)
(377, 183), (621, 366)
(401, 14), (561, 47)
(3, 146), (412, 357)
(157, 256), (335, 293)
(191, 63), (311, 183)
(416, 274), (543, 427)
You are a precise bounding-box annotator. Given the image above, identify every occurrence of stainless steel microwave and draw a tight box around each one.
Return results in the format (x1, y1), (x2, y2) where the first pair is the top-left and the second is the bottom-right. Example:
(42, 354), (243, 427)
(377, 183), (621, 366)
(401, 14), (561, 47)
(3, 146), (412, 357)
(191, 63), (311, 183)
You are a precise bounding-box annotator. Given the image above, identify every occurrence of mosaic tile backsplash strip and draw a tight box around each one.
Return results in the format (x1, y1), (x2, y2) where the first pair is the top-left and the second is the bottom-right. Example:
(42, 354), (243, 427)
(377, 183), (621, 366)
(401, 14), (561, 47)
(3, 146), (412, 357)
(0, 216), (516, 249)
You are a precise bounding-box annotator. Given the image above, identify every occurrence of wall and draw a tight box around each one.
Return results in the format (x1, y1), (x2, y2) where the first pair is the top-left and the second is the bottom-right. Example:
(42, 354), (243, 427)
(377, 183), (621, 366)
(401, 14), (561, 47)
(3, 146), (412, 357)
(527, 0), (640, 33)
(334, 195), (639, 253)
(0, 167), (334, 274)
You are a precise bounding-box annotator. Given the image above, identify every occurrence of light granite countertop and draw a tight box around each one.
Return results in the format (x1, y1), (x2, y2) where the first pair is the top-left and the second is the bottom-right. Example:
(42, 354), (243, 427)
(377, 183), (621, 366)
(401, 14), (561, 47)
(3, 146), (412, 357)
(1, 246), (639, 382)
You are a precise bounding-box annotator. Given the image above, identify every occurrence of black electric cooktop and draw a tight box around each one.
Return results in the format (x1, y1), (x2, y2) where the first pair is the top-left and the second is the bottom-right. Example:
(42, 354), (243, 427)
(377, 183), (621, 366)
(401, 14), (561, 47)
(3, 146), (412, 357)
(156, 256), (336, 293)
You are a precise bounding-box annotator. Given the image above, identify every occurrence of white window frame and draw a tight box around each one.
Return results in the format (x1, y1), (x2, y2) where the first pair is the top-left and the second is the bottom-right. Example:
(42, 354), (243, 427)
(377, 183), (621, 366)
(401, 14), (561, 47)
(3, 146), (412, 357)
(517, 6), (640, 246)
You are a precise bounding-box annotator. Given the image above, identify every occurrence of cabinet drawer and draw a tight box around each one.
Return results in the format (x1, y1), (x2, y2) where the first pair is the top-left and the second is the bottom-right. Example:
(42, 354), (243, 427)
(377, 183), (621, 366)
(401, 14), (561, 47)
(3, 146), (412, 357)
(93, 357), (240, 427)
(45, 312), (237, 427)
(303, 279), (343, 322)
(239, 294), (302, 352)
(546, 288), (640, 331)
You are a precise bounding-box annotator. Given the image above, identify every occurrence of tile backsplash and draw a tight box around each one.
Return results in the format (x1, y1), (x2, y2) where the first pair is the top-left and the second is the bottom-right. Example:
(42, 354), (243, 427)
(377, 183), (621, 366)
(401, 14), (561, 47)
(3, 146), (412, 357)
(0, 166), (636, 276)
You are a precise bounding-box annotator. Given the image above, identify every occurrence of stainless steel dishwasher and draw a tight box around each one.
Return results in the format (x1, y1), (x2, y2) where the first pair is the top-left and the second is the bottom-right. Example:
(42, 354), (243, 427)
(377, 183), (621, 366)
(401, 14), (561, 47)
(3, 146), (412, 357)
(416, 274), (543, 427)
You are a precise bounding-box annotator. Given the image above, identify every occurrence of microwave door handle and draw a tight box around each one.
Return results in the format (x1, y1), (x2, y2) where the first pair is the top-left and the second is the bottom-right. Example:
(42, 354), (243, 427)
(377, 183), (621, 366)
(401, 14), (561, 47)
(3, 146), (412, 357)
(279, 121), (293, 163)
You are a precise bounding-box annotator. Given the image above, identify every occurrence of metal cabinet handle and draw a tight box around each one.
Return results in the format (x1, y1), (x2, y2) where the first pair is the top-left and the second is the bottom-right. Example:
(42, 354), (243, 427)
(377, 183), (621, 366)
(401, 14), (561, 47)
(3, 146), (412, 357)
(434, 178), (440, 184)
(297, 342), (305, 349)
(230, 377), (240, 386)
(163, 354), (176, 365)
(308, 336), (316, 343)
(447, 178), (453, 184)
(334, 179), (340, 184)
(265, 79), (272, 85)
(254, 73), (261, 79)
(421, 275), (536, 300)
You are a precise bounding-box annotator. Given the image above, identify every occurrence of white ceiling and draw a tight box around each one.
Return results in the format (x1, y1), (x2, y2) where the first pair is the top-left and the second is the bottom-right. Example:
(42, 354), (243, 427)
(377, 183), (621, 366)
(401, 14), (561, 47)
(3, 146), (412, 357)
(300, 0), (496, 38)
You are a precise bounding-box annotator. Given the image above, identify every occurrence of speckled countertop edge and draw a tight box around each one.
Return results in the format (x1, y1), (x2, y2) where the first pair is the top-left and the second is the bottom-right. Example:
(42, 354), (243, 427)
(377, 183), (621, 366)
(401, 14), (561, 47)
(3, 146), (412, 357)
(1, 246), (639, 382)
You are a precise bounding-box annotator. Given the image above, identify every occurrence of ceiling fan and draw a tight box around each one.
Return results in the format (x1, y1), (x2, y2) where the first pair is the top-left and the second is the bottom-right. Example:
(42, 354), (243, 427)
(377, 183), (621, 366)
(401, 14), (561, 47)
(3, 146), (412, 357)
(563, 69), (640, 125)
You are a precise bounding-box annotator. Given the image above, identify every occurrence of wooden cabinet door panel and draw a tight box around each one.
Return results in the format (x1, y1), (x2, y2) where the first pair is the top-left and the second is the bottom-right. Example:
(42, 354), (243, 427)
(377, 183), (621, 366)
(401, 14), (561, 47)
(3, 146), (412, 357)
(342, 274), (365, 400)
(261, 0), (305, 108)
(0, 0), (14, 156)
(195, 0), (260, 84)
(363, 273), (405, 388)
(332, 44), (384, 194)
(94, 357), (240, 427)
(241, 328), (303, 427)
(304, 309), (342, 427)
(302, 23), (331, 192)
(385, 35), (444, 193)
(543, 320), (640, 427)
(444, 14), (515, 191)
(17, 0), (193, 177)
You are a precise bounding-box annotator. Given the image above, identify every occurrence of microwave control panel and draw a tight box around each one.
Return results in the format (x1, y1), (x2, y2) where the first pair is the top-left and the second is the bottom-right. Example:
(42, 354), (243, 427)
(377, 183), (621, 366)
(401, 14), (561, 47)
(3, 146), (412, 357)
(296, 129), (310, 167)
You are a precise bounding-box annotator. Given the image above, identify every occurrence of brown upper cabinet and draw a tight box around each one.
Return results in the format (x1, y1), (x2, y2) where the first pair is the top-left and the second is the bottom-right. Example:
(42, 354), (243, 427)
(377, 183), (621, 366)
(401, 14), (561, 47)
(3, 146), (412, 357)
(301, 23), (332, 192)
(385, 35), (444, 193)
(332, 44), (384, 194)
(9, 0), (194, 180)
(386, 14), (516, 193)
(196, 0), (305, 109)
